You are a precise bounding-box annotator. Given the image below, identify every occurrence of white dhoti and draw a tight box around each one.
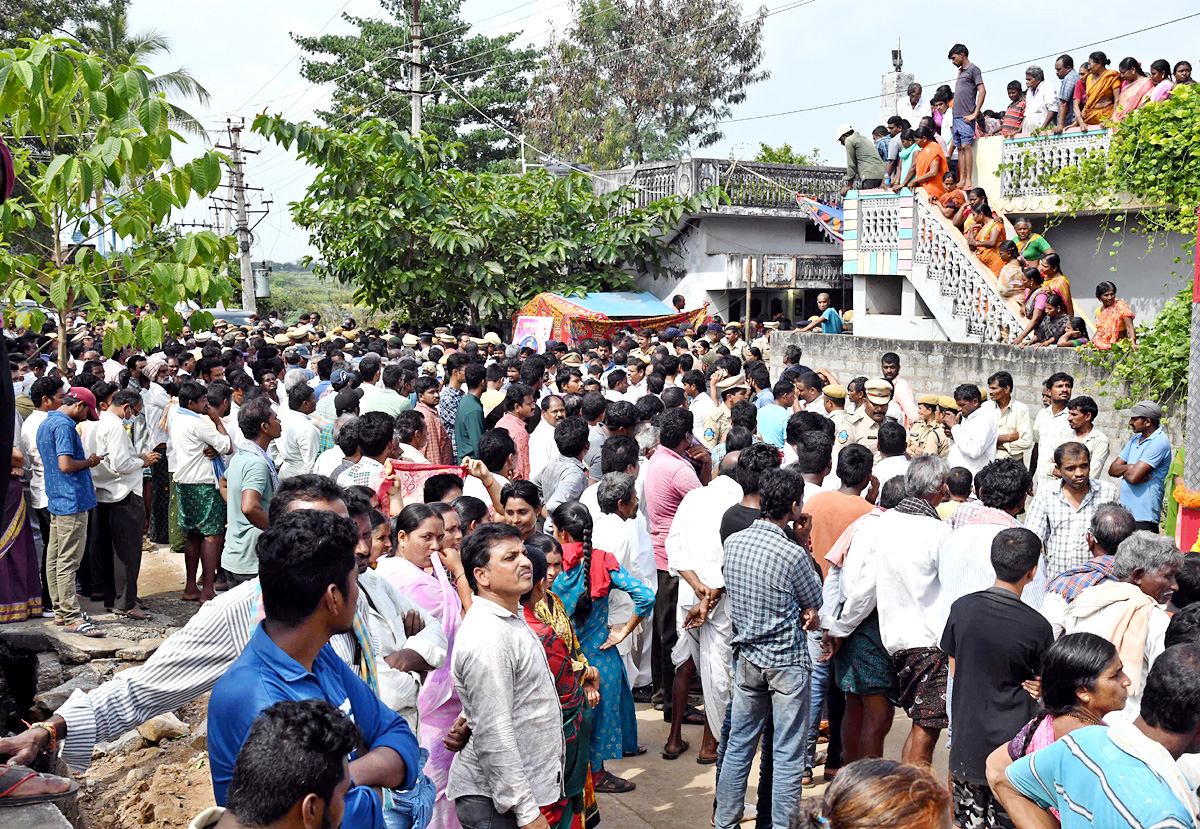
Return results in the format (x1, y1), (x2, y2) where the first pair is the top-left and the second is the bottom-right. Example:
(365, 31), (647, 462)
(673, 580), (733, 736)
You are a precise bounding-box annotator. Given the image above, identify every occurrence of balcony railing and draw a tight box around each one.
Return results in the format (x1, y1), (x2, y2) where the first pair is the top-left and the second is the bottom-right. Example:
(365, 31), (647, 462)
(999, 128), (1110, 199)
(592, 158), (845, 211)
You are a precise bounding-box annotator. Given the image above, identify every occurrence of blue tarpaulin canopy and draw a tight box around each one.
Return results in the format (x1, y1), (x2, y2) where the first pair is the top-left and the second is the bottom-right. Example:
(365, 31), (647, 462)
(566, 291), (675, 317)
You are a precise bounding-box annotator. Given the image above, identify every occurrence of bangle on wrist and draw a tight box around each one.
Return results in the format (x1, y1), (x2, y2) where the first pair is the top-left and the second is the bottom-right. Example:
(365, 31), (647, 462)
(30, 721), (57, 753)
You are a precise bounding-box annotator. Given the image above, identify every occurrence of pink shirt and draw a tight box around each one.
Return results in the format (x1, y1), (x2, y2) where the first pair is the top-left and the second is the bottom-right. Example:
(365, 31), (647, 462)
(497, 411), (531, 481)
(644, 445), (702, 570)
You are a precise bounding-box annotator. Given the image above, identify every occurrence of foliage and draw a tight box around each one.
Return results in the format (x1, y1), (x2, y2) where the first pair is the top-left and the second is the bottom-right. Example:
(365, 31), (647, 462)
(74, 0), (212, 140)
(1083, 289), (1190, 415)
(0, 0), (98, 48)
(523, 0), (767, 169)
(293, 0), (539, 171)
(252, 113), (722, 325)
(1032, 84), (1200, 239)
(0, 36), (237, 367)
(258, 269), (382, 327)
(754, 142), (824, 166)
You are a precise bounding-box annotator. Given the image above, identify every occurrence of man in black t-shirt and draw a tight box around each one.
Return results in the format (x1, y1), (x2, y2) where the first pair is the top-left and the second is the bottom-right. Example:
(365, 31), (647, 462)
(941, 528), (1053, 829)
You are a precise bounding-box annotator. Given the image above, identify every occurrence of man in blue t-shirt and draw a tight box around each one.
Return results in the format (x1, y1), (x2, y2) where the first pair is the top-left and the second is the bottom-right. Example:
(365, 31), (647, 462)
(989, 643), (1200, 829)
(798, 293), (844, 334)
(208, 510), (418, 829)
(1108, 400), (1172, 532)
(35, 387), (103, 636)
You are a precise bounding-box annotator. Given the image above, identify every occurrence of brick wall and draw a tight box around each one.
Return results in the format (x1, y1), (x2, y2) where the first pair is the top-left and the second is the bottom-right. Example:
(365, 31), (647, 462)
(768, 332), (1183, 466)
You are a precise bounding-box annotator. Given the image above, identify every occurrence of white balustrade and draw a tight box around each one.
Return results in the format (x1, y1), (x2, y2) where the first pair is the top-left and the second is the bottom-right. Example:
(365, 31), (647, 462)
(856, 196), (901, 251)
(914, 198), (1022, 343)
(1000, 130), (1110, 198)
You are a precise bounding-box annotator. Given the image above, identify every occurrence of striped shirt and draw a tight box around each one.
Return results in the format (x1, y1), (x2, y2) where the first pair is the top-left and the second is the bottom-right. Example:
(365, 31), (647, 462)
(56, 579), (377, 772)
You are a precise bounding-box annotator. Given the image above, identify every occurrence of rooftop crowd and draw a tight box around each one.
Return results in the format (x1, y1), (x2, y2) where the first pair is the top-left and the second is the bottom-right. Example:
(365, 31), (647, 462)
(836, 42), (1185, 349)
(1, 306), (1199, 829)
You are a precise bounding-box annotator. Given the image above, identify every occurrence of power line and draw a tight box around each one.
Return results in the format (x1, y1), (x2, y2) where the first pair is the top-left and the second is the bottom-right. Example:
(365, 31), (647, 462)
(421, 0), (570, 49)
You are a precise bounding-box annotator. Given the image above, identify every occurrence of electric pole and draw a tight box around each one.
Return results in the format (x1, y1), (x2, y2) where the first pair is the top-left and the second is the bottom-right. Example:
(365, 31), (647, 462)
(217, 119), (260, 313)
(410, 0), (422, 136)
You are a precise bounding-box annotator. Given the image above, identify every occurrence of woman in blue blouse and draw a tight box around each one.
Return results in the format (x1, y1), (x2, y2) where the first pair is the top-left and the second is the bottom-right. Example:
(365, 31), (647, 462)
(550, 500), (655, 794)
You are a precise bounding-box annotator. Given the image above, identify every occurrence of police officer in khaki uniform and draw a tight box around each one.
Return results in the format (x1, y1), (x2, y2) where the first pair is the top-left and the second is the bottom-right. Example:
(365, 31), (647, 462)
(700, 372), (750, 450)
(822, 384), (865, 463)
(907, 393), (950, 458)
(858, 378), (894, 462)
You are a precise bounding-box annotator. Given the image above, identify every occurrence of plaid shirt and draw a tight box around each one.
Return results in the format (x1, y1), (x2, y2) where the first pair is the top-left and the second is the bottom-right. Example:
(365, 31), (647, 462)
(438, 387), (465, 456)
(336, 456), (385, 492)
(723, 519), (823, 669)
(1045, 555), (1116, 603)
(318, 422), (335, 454)
(1024, 479), (1119, 578)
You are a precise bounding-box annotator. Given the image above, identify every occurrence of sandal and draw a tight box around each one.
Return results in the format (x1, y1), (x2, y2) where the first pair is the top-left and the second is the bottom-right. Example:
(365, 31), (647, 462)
(0, 764), (78, 807)
(593, 771), (635, 794)
(662, 740), (689, 760)
(64, 620), (104, 638)
(114, 607), (151, 621)
(623, 744), (647, 757)
(801, 768), (817, 788)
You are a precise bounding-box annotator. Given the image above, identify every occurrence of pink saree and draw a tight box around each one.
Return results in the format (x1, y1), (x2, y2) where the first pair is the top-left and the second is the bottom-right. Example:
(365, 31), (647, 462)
(377, 553), (464, 829)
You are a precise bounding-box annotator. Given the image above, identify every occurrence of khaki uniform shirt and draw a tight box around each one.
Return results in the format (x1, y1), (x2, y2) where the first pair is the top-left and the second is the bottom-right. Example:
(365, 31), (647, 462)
(908, 419), (950, 458)
(723, 338), (750, 361)
(856, 416), (883, 463)
(701, 405), (732, 451)
(827, 409), (860, 457)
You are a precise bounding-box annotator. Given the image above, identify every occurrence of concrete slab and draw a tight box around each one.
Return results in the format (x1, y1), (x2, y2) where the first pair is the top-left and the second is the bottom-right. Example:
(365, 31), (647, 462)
(4, 802), (73, 829)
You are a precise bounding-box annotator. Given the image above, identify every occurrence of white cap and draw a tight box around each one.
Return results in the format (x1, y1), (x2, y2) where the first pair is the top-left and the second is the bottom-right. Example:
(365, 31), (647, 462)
(836, 124), (854, 141)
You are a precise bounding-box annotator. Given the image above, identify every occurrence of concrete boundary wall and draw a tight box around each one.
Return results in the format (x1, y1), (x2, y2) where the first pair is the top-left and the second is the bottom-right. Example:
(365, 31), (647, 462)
(769, 332), (1183, 463)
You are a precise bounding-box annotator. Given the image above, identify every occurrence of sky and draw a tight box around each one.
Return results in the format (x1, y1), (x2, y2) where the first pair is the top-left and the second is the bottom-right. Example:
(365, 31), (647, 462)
(136, 0), (1200, 262)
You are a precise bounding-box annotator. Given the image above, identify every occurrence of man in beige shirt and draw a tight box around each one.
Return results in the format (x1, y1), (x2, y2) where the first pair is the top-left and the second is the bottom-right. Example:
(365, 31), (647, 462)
(1065, 395), (1110, 478)
(988, 371), (1033, 464)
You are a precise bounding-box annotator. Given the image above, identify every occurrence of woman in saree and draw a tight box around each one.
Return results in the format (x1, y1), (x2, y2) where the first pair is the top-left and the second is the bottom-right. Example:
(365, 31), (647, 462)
(1037, 253), (1074, 315)
(891, 130), (917, 193)
(1092, 280), (1137, 349)
(908, 126), (947, 199)
(550, 501), (654, 794)
(1024, 294), (1070, 348)
(966, 203), (1007, 275)
(1081, 51), (1121, 125)
(1146, 59), (1175, 104)
(996, 240), (1025, 297)
(1113, 57), (1155, 122)
(1012, 268), (1048, 345)
(986, 633), (1130, 821)
(522, 536), (601, 829)
(2, 441), (43, 623)
(376, 503), (472, 829)
(1012, 217), (1054, 266)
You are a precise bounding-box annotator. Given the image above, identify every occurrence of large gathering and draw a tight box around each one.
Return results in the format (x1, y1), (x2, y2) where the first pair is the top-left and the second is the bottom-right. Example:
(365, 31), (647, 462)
(1, 304), (1198, 829)
(4, 2), (1200, 828)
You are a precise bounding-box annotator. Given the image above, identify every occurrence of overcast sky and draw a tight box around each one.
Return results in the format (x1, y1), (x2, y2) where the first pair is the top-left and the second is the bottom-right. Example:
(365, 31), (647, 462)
(136, 0), (1200, 262)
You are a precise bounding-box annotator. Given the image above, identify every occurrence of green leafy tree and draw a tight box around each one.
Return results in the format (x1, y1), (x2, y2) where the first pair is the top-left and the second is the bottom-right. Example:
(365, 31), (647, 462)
(523, 0), (768, 169)
(293, 0), (540, 170)
(74, 0), (213, 140)
(0, 0), (98, 48)
(754, 142), (824, 166)
(0, 37), (237, 368)
(252, 114), (722, 325)
(1044, 85), (1200, 415)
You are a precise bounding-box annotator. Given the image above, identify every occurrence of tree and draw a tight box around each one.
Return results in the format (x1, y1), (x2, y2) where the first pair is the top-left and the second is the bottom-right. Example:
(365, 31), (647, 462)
(74, 0), (212, 140)
(252, 113), (722, 325)
(0, 37), (237, 368)
(754, 142), (824, 166)
(523, 0), (768, 169)
(293, 0), (540, 170)
(0, 0), (98, 48)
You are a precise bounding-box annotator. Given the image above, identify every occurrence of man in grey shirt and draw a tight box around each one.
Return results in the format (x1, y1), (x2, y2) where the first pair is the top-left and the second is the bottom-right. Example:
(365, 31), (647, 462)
(448, 523), (564, 829)
(533, 416), (591, 512)
(837, 125), (887, 195)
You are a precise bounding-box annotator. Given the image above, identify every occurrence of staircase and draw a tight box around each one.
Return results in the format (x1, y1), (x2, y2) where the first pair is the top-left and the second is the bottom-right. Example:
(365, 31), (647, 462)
(843, 188), (1024, 343)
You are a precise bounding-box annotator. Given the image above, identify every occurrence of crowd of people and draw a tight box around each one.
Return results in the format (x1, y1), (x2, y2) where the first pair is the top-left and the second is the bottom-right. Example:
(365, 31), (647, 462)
(838, 42), (1159, 351)
(1, 311), (1199, 829)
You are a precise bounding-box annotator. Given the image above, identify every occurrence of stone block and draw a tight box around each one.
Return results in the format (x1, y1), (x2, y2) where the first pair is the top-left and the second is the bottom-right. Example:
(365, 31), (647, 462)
(115, 638), (163, 662)
(33, 672), (103, 719)
(94, 729), (145, 757)
(50, 631), (138, 665)
(36, 653), (64, 691)
(137, 712), (190, 744)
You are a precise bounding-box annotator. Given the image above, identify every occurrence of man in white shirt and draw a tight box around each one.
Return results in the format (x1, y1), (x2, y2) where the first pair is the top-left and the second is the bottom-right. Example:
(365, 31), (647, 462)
(944, 383), (998, 476)
(528, 395), (564, 481)
(171, 381), (233, 603)
(275, 383), (321, 479)
(1031, 372), (1074, 488)
(23, 378), (63, 593)
(897, 82), (931, 126)
(86, 390), (161, 617)
(665, 454), (743, 742)
(682, 370), (716, 441)
(1021, 65), (1059, 134)
(873, 455), (953, 766)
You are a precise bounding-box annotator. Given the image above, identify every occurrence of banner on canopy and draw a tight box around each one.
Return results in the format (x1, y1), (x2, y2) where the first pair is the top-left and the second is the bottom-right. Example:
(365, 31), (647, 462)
(513, 292), (709, 345)
(796, 195), (845, 244)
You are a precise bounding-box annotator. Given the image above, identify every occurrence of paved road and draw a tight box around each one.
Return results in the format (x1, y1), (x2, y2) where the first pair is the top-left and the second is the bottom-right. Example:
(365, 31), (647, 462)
(598, 704), (951, 828)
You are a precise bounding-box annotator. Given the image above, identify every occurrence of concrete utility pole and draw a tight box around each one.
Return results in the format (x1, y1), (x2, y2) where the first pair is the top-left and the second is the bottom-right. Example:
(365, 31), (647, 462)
(222, 119), (258, 313)
(411, 0), (423, 137)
